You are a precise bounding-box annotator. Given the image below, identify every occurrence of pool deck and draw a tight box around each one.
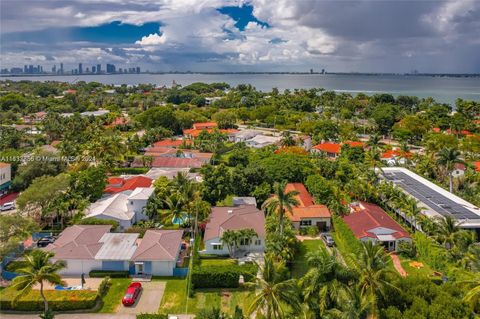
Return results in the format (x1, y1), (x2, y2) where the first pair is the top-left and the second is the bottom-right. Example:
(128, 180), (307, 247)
(33, 277), (102, 291)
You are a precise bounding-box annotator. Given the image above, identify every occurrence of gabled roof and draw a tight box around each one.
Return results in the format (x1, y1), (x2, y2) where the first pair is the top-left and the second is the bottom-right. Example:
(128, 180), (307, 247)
(204, 205), (265, 241)
(193, 122), (218, 129)
(45, 225), (111, 260)
(104, 176), (153, 193)
(94, 233), (139, 260)
(144, 147), (178, 157)
(132, 230), (183, 261)
(283, 183), (331, 221)
(381, 149), (412, 159)
(343, 202), (410, 240)
(85, 193), (135, 221)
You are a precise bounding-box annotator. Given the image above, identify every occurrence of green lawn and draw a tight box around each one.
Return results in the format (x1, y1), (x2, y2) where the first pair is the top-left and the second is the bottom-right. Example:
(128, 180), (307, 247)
(200, 258), (237, 267)
(400, 257), (435, 277)
(158, 278), (253, 315)
(97, 278), (131, 313)
(291, 240), (326, 278)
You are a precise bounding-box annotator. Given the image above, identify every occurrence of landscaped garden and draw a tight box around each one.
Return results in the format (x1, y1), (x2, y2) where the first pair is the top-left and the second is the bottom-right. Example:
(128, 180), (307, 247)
(291, 239), (327, 278)
(97, 278), (131, 313)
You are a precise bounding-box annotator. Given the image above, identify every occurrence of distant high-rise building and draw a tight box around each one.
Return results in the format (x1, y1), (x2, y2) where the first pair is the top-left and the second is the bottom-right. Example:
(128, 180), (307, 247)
(52, 65), (56, 73)
(321, 68), (325, 74)
(310, 68), (313, 74)
(92, 66), (96, 73)
(24, 65), (28, 73)
(28, 65), (34, 74)
(60, 63), (64, 74)
(78, 63), (83, 74)
(86, 67), (90, 73)
(97, 64), (101, 74)
(118, 68), (123, 73)
(37, 65), (41, 74)
(106, 63), (116, 73)
(136, 67), (140, 74)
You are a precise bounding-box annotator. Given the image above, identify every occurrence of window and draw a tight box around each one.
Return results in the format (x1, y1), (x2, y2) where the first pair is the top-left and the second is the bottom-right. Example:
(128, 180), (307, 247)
(240, 238), (251, 246)
(255, 239), (261, 246)
(300, 220), (312, 226)
(213, 244), (223, 250)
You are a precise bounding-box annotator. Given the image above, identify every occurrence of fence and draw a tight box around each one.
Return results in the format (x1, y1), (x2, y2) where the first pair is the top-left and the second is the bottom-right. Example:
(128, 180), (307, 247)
(173, 267), (188, 277)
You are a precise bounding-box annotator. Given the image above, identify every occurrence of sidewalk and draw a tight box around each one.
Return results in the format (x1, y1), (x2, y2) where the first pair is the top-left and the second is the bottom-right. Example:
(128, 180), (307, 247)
(390, 253), (407, 277)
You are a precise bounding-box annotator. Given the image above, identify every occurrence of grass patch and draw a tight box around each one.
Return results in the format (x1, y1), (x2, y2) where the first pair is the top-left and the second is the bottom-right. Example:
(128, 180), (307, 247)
(97, 278), (131, 313)
(400, 257), (435, 277)
(200, 259), (237, 267)
(158, 278), (253, 315)
(291, 240), (326, 278)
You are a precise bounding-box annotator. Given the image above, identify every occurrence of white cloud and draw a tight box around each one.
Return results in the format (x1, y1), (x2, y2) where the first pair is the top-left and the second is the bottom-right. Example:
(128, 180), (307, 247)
(135, 33), (167, 45)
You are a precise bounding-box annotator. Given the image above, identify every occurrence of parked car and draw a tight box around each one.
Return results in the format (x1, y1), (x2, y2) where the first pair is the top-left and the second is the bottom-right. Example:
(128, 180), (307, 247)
(321, 233), (335, 247)
(0, 202), (15, 211)
(37, 237), (55, 247)
(122, 282), (142, 306)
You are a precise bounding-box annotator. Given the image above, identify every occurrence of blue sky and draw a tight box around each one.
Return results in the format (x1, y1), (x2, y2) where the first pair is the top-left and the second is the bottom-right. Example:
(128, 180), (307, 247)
(1, 0), (479, 73)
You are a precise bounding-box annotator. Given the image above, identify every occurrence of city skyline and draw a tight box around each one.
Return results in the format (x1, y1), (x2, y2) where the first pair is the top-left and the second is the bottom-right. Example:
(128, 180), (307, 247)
(1, 1), (479, 73)
(1, 62), (141, 75)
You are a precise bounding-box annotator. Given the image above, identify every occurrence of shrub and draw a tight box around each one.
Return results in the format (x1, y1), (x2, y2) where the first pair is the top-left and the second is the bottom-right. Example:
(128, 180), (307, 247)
(0, 288), (98, 311)
(306, 225), (319, 237)
(110, 167), (149, 175)
(97, 276), (111, 297)
(77, 217), (119, 229)
(413, 232), (449, 271)
(89, 270), (129, 278)
(191, 266), (240, 288)
(398, 241), (417, 259)
(332, 216), (362, 257)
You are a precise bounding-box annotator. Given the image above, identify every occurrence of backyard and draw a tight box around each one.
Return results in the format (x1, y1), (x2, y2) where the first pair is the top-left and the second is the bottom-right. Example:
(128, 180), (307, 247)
(291, 239), (327, 278)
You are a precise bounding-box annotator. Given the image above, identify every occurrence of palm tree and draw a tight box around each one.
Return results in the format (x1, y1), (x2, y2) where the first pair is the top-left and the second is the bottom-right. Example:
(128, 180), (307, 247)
(437, 148), (465, 193)
(367, 133), (381, 151)
(462, 273), (480, 307)
(10, 250), (66, 312)
(221, 229), (241, 258)
(248, 255), (302, 319)
(162, 192), (187, 225)
(300, 250), (354, 316)
(348, 242), (398, 319)
(262, 182), (299, 235)
(433, 215), (463, 249)
(401, 197), (426, 231)
(325, 285), (370, 319)
(238, 228), (258, 247)
(280, 131), (297, 147)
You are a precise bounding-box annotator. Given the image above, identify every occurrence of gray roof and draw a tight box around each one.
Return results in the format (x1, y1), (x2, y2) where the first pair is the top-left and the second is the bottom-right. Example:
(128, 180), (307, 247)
(232, 197), (257, 207)
(132, 230), (183, 261)
(94, 233), (139, 260)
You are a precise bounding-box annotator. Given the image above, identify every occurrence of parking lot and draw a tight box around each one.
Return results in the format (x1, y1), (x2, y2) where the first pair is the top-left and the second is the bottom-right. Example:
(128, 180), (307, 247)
(116, 281), (166, 314)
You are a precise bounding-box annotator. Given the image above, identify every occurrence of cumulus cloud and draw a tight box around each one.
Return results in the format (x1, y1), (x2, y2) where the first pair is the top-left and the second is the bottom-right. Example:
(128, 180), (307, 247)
(1, 0), (479, 72)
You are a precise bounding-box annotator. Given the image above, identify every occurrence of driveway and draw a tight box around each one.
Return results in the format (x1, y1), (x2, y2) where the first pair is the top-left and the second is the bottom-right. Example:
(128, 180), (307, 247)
(116, 281), (165, 314)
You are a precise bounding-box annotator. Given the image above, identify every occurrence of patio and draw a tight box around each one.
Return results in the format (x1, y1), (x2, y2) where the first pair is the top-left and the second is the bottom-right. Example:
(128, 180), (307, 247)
(33, 277), (103, 291)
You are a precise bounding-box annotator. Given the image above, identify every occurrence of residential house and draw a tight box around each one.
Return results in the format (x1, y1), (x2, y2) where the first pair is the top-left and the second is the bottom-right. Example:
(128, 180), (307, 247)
(245, 135), (282, 148)
(45, 225), (183, 276)
(311, 141), (364, 159)
(104, 176), (153, 194)
(381, 149), (412, 166)
(153, 138), (192, 148)
(84, 187), (153, 229)
(205, 97), (222, 105)
(229, 129), (263, 143)
(183, 122), (238, 139)
(131, 229), (184, 276)
(0, 163), (11, 195)
(284, 183), (331, 230)
(343, 202), (411, 251)
(203, 205), (265, 256)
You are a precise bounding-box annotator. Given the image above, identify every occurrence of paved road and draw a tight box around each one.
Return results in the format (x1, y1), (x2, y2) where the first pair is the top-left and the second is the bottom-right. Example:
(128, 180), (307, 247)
(116, 281), (165, 314)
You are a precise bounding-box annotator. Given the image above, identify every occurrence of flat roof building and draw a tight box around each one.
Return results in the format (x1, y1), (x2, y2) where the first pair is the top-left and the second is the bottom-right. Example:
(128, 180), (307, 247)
(381, 167), (480, 230)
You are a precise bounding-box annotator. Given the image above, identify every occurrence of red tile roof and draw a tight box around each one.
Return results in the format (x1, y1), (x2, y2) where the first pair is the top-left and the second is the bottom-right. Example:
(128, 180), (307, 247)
(312, 141), (364, 154)
(153, 139), (192, 148)
(284, 183), (331, 221)
(432, 127), (441, 133)
(104, 176), (153, 193)
(475, 162), (480, 172)
(144, 147), (178, 157)
(151, 157), (205, 168)
(193, 122), (218, 129)
(183, 128), (239, 138)
(0, 192), (18, 206)
(381, 149), (413, 159)
(343, 202), (410, 240)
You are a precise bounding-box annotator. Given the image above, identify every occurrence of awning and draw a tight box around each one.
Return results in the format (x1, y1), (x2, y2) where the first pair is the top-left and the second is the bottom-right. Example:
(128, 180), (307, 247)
(376, 234), (396, 241)
(210, 242), (222, 246)
(134, 262), (144, 265)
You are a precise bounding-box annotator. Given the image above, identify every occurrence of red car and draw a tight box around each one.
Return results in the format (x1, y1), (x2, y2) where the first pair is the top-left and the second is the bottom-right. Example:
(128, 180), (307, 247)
(122, 282), (142, 306)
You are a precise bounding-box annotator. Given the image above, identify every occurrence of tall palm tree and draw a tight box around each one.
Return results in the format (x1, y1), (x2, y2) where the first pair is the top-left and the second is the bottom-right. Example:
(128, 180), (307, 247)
(11, 250), (66, 312)
(162, 192), (187, 225)
(300, 250), (354, 316)
(262, 182), (299, 235)
(280, 131), (297, 147)
(220, 229), (241, 258)
(437, 148), (465, 193)
(348, 242), (398, 319)
(434, 215), (463, 249)
(248, 255), (302, 319)
(401, 197), (426, 231)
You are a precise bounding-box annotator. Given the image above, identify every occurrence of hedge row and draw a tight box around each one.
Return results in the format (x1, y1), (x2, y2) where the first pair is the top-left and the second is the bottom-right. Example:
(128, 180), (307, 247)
(332, 216), (363, 258)
(89, 270), (130, 278)
(0, 289), (98, 311)
(136, 314), (168, 319)
(191, 263), (257, 288)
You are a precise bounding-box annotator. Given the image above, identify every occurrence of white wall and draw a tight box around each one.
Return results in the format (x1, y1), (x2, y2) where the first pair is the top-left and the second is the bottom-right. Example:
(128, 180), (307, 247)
(292, 217), (331, 230)
(151, 261), (175, 276)
(0, 164), (11, 185)
(56, 259), (102, 275)
(93, 214), (133, 230)
(203, 237), (265, 255)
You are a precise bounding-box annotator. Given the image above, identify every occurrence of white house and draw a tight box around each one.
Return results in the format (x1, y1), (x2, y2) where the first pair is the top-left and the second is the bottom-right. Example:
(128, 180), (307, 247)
(84, 187), (153, 229)
(245, 135), (282, 148)
(0, 163), (12, 195)
(229, 129), (262, 143)
(131, 229), (184, 276)
(45, 225), (184, 276)
(202, 205), (265, 256)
